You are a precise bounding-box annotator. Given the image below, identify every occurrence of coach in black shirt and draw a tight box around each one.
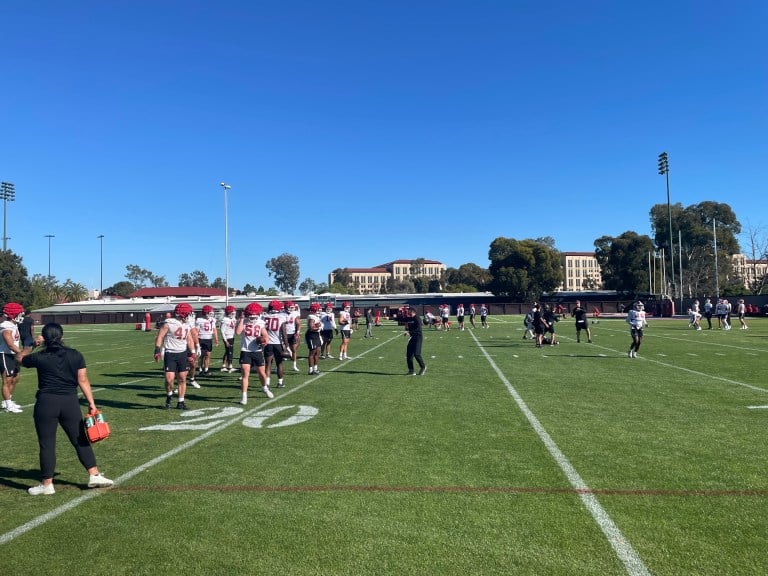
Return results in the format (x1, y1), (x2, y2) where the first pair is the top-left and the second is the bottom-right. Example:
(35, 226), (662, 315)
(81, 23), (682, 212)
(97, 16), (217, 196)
(404, 308), (427, 376)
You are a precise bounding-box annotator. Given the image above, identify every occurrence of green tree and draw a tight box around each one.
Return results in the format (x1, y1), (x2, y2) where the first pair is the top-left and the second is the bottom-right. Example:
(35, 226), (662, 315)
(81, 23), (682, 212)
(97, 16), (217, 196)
(390, 279), (415, 293)
(125, 265), (167, 288)
(103, 281), (136, 298)
(0, 251), (33, 308)
(266, 253), (300, 294)
(409, 258), (426, 277)
(28, 275), (57, 309)
(179, 270), (210, 287)
(330, 268), (352, 291)
(488, 238), (562, 300)
(299, 278), (318, 295)
(650, 201), (740, 297)
(211, 277), (227, 291)
(328, 282), (351, 294)
(594, 231), (656, 293)
(61, 279), (89, 302)
(445, 263), (491, 291)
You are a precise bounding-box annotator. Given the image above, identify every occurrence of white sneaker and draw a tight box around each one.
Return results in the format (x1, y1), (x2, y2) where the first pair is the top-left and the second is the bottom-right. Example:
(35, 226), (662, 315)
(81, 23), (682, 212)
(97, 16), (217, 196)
(239, 397), (247, 405)
(3, 401), (22, 413)
(326, 354), (334, 359)
(229, 367), (237, 373)
(189, 380), (201, 389)
(220, 366), (228, 372)
(262, 386), (274, 399)
(28, 483), (55, 495)
(293, 365), (300, 372)
(88, 474), (114, 488)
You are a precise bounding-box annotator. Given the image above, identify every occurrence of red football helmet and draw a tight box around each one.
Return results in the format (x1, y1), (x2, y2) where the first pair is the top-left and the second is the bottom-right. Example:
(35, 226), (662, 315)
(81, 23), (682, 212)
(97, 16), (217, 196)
(343, 301), (350, 309)
(325, 302), (333, 310)
(309, 302), (321, 313)
(245, 302), (263, 318)
(269, 300), (284, 312)
(174, 303), (193, 319)
(224, 305), (236, 317)
(2, 302), (24, 323)
(202, 305), (214, 319)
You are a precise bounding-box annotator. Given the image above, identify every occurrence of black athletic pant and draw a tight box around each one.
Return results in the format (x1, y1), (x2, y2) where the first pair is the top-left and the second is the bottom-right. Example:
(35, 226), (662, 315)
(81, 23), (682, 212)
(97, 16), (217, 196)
(406, 334), (425, 372)
(34, 392), (96, 480)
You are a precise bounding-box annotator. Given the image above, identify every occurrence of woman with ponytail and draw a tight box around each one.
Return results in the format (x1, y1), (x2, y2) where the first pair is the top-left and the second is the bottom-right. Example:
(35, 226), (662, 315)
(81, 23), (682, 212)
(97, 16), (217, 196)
(17, 323), (113, 495)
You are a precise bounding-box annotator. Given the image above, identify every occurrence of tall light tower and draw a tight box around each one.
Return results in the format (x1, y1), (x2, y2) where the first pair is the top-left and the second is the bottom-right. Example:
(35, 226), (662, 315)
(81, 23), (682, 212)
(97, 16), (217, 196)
(98, 234), (105, 297)
(44, 234), (55, 278)
(658, 152), (674, 301)
(1, 181), (15, 251)
(220, 182), (231, 306)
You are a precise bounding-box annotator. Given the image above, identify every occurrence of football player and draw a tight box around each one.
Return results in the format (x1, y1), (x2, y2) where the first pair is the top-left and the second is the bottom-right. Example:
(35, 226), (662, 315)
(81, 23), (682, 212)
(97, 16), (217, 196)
(154, 303), (197, 410)
(626, 300), (648, 358)
(305, 303), (323, 374)
(337, 302), (352, 360)
(236, 302), (272, 403)
(263, 301), (289, 389)
(1, 302), (26, 413)
(319, 303), (336, 359)
(195, 305), (219, 376)
(284, 302), (302, 372)
(220, 305), (237, 372)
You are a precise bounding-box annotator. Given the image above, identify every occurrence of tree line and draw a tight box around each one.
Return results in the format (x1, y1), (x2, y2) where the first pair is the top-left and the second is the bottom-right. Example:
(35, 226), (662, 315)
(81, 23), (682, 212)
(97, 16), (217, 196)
(2, 201), (766, 310)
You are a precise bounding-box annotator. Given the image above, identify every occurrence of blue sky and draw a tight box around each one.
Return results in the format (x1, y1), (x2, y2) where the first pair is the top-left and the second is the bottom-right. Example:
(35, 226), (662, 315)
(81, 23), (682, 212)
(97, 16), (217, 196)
(1, 1), (765, 293)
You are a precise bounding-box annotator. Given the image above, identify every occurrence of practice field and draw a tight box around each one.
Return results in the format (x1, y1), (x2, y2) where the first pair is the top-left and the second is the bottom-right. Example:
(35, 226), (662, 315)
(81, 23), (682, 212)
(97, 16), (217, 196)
(1, 315), (767, 575)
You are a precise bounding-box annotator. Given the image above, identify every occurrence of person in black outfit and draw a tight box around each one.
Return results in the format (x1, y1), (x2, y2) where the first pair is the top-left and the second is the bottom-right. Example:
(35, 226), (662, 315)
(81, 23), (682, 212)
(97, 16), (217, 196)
(19, 315), (35, 351)
(404, 307), (427, 376)
(571, 300), (592, 343)
(18, 323), (113, 495)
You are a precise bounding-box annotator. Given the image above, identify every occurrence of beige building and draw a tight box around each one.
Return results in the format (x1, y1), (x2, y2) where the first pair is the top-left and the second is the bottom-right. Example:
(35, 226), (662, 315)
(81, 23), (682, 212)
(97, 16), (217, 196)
(328, 259), (446, 294)
(731, 254), (768, 290)
(560, 252), (603, 291)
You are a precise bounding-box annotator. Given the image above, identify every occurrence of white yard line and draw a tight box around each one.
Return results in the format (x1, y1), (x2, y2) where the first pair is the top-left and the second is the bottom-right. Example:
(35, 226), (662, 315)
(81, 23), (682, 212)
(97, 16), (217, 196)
(0, 334), (402, 546)
(470, 329), (652, 576)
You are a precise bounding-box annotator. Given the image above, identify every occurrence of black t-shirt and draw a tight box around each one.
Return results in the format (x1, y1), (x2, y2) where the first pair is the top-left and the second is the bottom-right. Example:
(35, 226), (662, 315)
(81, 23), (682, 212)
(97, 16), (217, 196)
(21, 346), (86, 395)
(406, 314), (422, 336)
(19, 317), (34, 343)
(573, 307), (588, 323)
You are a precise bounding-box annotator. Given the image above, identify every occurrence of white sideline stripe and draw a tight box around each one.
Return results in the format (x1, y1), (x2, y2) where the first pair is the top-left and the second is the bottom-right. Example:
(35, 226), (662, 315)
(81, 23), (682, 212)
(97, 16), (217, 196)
(470, 329), (651, 576)
(0, 334), (402, 546)
(556, 332), (768, 394)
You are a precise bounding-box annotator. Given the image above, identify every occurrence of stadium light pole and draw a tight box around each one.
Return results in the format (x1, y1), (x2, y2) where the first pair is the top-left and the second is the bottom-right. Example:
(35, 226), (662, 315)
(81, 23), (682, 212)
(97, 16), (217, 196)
(98, 234), (105, 297)
(220, 182), (231, 306)
(44, 234), (55, 278)
(1, 181), (15, 251)
(658, 152), (674, 303)
(713, 219), (720, 298)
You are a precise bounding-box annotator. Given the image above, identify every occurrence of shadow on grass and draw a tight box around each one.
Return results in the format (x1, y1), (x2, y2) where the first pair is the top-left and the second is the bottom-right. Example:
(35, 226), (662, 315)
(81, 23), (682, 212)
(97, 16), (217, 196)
(0, 467), (87, 491)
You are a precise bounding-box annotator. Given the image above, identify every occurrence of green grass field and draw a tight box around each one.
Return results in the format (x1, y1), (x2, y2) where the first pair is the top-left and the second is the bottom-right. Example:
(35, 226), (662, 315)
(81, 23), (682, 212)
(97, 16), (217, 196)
(2, 315), (767, 575)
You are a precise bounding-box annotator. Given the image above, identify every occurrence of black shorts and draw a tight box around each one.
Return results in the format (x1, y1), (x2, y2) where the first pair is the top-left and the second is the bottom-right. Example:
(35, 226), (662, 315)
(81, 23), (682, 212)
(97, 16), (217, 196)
(199, 339), (213, 353)
(457, 315), (465, 323)
(287, 333), (298, 346)
(263, 344), (285, 363)
(163, 351), (190, 374)
(575, 320), (588, 330)
(340, 328), (351, 340)
(1, 353), (20, 377)
(239, 350), (265, 368)
(305, 332), (322, 350)
(630, 327), (644, 338)
(321, 329), (334, 342)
